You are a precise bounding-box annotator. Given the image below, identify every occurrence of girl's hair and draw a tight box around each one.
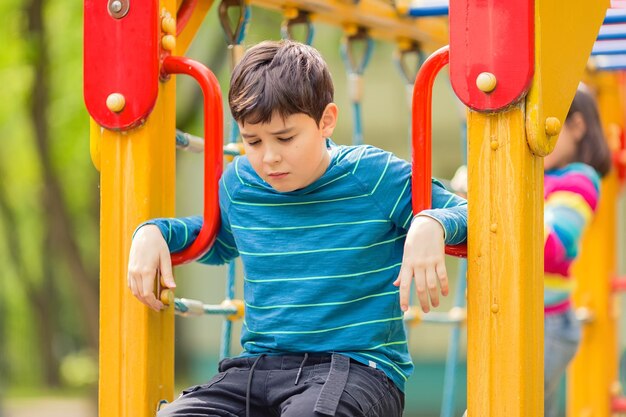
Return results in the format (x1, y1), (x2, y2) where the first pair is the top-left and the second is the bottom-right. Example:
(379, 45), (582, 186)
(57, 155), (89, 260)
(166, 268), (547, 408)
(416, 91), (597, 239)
(566, 89), (612, 177)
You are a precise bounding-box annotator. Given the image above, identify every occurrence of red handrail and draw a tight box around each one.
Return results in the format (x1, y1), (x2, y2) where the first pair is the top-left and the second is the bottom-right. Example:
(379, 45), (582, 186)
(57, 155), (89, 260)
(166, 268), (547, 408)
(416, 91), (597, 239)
(412, 45), (467, 258)
(176, 0), (199, 36)
(163, 56), (223, 265)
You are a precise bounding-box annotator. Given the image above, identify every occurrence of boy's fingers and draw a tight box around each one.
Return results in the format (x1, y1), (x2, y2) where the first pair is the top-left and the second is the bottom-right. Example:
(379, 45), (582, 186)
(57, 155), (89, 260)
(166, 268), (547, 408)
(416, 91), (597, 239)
(425, 267), (439, 308)
(129, 274), (139, 297)
(159, 251), (176, 288)
(414, 270), (430, 313)
(397, 265), (412, 312)
(140, 272), (164, 311)
(436, 263), (449, 296)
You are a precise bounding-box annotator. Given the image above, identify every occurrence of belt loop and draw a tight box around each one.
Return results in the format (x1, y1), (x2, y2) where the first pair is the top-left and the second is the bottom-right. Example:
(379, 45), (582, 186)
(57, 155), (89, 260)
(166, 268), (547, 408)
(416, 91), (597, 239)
(313, 353), (350, 416)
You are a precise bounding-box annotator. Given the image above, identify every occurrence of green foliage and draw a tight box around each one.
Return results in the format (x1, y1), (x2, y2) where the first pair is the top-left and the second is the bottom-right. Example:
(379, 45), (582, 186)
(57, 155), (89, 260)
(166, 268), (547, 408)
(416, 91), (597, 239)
(0, 0), (97, 391)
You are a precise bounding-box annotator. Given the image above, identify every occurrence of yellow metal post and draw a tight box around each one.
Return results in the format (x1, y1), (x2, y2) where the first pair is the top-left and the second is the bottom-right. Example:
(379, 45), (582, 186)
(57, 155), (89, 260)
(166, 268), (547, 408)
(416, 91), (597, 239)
(466, 105), (544, 417)
(95, 3), (177, 416)
(567, 72), (622, 417)
(464, 2), (608, 416)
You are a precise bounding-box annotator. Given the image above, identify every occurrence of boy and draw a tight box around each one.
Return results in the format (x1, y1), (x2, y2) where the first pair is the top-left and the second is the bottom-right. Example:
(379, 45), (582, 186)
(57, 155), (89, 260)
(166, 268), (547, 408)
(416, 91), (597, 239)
(128, 40), (467, 417)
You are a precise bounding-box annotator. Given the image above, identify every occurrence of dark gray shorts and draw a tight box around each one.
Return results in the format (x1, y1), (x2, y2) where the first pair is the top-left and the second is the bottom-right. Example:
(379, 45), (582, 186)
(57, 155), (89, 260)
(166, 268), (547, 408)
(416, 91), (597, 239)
(158, 353), (404, 417)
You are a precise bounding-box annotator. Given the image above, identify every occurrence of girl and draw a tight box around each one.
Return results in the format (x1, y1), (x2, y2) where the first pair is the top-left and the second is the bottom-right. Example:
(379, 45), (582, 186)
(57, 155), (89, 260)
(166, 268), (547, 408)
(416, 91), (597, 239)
(543, 87), (612, 417)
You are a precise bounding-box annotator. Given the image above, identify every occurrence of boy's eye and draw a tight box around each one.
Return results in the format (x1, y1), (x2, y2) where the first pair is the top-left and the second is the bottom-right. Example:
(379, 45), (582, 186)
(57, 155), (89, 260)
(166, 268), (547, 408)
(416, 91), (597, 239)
(277, 136), (294, 142)
(247, 139), (260, 146)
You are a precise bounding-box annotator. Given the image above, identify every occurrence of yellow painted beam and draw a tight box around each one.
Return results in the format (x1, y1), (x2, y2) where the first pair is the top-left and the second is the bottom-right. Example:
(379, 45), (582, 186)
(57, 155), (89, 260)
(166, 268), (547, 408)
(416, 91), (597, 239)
(567, 72), (622, 417)
(466, 105), (544, 417)
(249, 0), (448, 47)
(97, 3), (177, 416)
(526, 0), (609, 156)
(177, 0), (216, 55)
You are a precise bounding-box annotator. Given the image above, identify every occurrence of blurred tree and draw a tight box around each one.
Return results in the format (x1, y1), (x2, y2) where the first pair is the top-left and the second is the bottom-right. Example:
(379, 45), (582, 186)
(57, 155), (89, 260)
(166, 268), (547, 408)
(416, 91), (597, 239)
(0, 0), (98, 390)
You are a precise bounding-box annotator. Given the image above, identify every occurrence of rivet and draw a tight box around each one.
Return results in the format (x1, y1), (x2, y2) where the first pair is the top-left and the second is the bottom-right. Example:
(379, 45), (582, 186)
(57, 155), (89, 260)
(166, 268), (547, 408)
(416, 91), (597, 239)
(161, 34), (176, 51)
(108, 0), (129, 19)
(283, 7), (299, 20)
(545, 117), (562, 137)
(476, 72), (497, 93)
(490, 223), (497, 233)
(160, 289), (174, 306)
(106, 93), (125, 113)
(344, 23), (359, 37)
(161, 16), (176, 35)
(491, 303), (499, 313)
(490, 141), (499, 150)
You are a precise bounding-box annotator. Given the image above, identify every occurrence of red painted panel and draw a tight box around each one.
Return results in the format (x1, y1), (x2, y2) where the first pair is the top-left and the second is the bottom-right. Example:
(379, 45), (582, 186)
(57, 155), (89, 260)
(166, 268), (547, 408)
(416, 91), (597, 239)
(84, 0), (158, 130)
(449, 0), (534, 111)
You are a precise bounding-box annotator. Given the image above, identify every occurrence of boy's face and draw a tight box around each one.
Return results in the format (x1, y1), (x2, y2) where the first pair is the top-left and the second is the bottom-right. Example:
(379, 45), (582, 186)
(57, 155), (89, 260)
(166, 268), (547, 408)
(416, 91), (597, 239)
(239, 104), (338, 192)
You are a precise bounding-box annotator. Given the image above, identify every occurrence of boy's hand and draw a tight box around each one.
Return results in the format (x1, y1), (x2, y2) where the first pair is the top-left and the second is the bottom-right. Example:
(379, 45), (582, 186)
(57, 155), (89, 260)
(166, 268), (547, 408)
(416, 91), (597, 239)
(127, 224), (176, 311)
(394, 216), (448, 313)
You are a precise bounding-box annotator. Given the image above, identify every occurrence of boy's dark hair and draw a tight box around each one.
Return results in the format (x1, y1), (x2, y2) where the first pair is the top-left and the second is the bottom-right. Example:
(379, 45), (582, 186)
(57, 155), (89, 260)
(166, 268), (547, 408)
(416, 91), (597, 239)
(567, 89), (612, 177)
(229, 40), (334, 126)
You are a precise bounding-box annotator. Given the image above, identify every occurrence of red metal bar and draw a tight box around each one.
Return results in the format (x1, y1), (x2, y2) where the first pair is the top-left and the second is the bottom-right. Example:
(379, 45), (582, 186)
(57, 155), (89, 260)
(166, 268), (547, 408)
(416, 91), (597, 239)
(176, 0), (199, 36)
(162, 56), (223, 265)
(612, 396), (626, 412)
(612, 276), (626, 292)
(412, 45), (467, 258)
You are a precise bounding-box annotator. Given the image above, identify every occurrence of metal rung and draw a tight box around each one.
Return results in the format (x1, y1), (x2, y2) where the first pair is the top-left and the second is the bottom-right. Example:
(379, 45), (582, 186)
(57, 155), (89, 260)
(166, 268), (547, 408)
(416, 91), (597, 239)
(592, 40), (626, 55)
(605, 8), (626, 24)
(175, 129), (204, 153)
(174, 297), (242, 319)
(598, 24), (626, 40)
(175, 130), (243, 157)
(590, 55), (626, 70)
(407, 3), (448, 17)
(404, 306), (466, 326)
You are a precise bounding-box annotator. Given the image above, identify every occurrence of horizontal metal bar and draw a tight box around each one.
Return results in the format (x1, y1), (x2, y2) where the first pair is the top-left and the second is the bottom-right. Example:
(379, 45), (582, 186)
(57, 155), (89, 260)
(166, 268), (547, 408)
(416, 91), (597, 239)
(591, 40), (626, 55)
(403, 306), (466, 325)
(590, 54), (626, 70)
(407, 5), (448, 17)
(598, 24), (626, 40)
(249, 0), (448, 46)
(604, 8), (626, 24)
(174, 298), (238, 317)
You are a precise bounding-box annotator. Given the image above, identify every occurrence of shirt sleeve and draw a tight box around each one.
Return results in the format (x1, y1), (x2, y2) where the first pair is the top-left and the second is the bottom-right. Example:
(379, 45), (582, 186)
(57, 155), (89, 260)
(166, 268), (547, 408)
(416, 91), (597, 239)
(544, 164), (600, 269)
(133, 181), (239, 265)
(357, 146), (467, 245)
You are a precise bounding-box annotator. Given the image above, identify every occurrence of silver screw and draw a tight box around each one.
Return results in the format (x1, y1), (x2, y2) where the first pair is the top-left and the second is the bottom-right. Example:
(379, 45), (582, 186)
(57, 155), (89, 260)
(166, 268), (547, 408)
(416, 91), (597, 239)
(110, 0), (122, 12)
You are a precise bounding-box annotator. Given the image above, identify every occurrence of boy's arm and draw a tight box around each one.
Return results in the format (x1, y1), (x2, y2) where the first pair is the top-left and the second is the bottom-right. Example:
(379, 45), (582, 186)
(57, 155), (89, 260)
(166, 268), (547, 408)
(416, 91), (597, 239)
(140, 213), (239, 265)
(128, 206), (238, 311)
(417, 179), (468, 246)
(393, 180), (467, 313)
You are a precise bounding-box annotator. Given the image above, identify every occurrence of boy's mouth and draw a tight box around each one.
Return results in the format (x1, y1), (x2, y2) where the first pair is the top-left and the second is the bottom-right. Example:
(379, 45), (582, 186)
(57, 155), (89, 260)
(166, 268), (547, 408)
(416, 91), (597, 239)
(268, 172), (288, 179)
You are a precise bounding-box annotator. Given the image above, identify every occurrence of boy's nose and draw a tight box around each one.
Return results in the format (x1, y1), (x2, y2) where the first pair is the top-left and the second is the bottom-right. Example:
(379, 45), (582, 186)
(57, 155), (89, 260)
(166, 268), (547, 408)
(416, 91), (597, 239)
(263, 147), (281, 164)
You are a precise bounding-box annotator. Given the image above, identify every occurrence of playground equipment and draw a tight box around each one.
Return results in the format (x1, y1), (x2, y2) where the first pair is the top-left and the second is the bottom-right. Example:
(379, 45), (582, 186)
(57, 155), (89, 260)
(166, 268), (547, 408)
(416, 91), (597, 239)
(83, 0), (626, 416)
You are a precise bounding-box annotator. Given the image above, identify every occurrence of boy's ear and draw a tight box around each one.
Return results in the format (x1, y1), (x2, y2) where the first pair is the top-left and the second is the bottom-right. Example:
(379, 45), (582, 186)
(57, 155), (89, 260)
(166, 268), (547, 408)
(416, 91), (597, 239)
(319, 103), (338, 137)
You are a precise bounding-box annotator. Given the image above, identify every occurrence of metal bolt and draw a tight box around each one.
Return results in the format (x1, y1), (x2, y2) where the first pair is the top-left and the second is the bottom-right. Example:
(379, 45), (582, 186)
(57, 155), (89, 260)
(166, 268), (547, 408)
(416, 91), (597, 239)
(161, 16), (176, 35)
(111, 0), (122, 12)
(490, 223), (497, 233)
(491, 303), (499, 313)
(476, 72), (497, 93)
(490, 140), (499, 150)
(161, 34), (176, 51)
(106, 93), (126, 113)
(108, 0), (129, 19)
(545, 117), (562, 137)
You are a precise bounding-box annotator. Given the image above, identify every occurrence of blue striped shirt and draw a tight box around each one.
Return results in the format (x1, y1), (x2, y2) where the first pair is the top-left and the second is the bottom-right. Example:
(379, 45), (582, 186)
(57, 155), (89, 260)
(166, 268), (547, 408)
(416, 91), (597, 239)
(144, 141), (467, 391)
